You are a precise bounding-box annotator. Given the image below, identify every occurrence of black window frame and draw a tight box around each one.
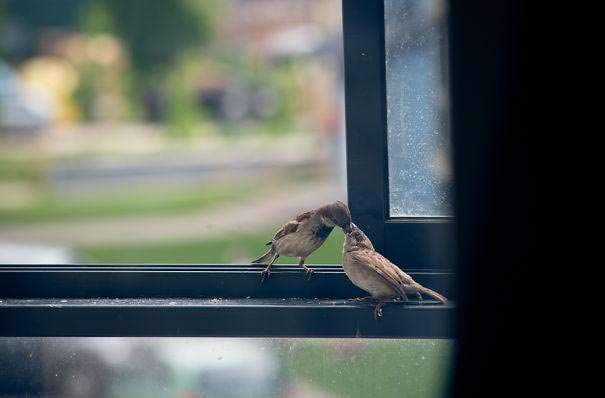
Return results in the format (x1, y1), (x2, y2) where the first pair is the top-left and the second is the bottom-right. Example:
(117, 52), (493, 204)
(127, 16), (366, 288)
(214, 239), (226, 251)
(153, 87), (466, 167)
(0, 0), (455, 339)
(344, 0), (454, 270)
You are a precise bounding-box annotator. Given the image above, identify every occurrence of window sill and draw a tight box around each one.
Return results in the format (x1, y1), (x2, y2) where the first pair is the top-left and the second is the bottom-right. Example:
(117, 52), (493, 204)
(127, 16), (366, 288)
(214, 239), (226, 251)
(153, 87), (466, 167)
(0, 265), (454, 300)
(0, 297), (454, 338)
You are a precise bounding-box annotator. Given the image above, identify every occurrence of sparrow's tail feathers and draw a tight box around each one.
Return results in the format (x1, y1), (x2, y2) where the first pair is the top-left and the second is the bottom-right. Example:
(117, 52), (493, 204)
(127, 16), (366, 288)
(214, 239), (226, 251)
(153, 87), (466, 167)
(252, 248), (274, 264)
(419, 286), (448, 304)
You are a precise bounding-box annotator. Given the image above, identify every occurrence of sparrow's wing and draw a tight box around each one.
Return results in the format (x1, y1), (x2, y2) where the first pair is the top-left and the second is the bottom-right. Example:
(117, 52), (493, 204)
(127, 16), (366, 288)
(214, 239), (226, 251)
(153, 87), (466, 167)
(350, 250), (413, 297)
(294, 211), (313, 222)
(272, 220), (300, 242)
(270, 211), (314, 243)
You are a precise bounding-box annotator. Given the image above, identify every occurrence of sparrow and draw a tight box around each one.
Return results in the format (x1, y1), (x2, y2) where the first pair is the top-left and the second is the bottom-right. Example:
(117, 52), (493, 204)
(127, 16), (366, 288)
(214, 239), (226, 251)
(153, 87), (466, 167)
(342, 223), (448, 320)
(253, 201), (352, 282)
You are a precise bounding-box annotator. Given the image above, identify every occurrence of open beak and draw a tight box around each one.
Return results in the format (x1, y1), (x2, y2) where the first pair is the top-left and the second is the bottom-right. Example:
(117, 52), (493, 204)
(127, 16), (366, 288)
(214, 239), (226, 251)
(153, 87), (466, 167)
(343, 223), (353, 234)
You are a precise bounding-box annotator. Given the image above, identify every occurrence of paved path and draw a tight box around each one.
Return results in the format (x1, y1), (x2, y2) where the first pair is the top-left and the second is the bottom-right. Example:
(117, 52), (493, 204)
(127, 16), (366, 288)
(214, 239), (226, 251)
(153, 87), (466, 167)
(0, 181), (344, 246)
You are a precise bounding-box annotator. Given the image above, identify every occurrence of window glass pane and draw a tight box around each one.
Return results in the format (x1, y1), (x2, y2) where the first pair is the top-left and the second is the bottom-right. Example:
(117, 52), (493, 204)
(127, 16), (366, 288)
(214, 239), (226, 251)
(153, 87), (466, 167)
(385, 0), (452, 217)
(0, 0), (346, 264)
(0, 337), (453, 398)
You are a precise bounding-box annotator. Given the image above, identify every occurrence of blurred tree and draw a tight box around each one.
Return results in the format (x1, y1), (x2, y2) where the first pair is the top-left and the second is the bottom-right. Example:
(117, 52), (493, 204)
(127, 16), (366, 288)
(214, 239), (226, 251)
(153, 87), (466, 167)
(2, 0), (82, 29)
(79, 0), (217, 125)
(2, 0), (215, 68)
(80, 0), (215, 76)
(1, 0), (83, 62)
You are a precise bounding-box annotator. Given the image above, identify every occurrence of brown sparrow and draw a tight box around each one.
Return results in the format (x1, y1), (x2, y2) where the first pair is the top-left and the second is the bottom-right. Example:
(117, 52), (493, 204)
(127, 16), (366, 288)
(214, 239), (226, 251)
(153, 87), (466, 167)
(253, 201), (352, 282)
(343, 223), (448, 320)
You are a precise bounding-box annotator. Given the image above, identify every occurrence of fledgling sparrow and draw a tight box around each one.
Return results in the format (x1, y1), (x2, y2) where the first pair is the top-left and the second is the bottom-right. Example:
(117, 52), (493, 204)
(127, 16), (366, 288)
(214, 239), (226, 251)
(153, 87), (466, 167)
(253, 201), (352, 282)
(343, 223), (448, 320)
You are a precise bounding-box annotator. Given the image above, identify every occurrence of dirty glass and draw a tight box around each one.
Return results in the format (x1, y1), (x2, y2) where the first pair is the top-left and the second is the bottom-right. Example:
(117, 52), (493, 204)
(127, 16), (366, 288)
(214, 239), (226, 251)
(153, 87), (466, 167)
(385, 0), (453, 217)
(0, 0), (346, 265)
(0, 337), (453, 398)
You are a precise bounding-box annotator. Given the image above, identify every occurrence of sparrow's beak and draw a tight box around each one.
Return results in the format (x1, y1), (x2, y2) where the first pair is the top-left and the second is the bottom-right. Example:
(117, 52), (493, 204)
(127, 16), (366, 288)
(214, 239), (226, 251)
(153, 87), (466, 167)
(344, 223), (353, 234)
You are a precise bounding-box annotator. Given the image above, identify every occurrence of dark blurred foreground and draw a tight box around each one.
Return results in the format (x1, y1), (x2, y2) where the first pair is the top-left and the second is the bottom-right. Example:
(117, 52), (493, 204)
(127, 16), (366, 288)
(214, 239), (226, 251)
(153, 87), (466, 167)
(0, 337), (452, 398)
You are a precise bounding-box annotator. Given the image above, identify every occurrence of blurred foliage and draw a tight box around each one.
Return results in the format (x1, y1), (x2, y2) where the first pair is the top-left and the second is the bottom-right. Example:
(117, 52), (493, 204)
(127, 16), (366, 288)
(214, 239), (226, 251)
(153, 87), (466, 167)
(1, 0), (83, 61)
(161, 54), (205, 139)
(1, 0), (216, 72)
(79, 0), (217, 75)
(1, 0), (82, 28)
(0, 0), (321, 134)
(79, 0), (218, 130)
(1, 0), (218, 130)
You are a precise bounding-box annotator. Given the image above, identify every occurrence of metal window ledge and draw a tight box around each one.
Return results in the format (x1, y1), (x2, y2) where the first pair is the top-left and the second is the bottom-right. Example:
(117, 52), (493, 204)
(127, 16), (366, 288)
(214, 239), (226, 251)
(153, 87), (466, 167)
(0, 298), (454, 338)
(1, 265), (455, 338)
(0, 265), (455, 300)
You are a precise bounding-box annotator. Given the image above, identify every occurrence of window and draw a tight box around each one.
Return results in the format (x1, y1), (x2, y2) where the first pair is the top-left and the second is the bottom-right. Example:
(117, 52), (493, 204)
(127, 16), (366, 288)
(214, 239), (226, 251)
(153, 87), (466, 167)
(0, 337), (454, 398)
(2, 1), (457, 397)
(384, 0), (451, 218)
(0, 0), (347, 266)
(344, 0), (454, 270)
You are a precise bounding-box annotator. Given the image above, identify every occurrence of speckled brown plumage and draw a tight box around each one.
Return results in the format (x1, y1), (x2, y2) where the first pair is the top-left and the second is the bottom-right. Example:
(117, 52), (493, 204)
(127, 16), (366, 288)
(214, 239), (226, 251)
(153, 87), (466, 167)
(343, 223), (448, 319)
(253, 201), (352, 282)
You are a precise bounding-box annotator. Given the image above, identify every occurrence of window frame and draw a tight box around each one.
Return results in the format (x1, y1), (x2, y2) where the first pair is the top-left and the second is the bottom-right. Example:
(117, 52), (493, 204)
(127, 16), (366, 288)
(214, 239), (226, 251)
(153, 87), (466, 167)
(0, 0), (455, 339)
(0, 264), (454, 337)
(343, 0), (454, 270)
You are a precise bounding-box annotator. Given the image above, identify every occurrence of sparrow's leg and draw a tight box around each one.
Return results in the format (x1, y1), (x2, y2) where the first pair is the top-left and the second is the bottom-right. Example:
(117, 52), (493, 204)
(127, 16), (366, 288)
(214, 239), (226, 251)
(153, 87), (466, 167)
(416, 292), (423, 302)
(374, 301), (386, 320)
(261, 254), (279, 283)
(298, 257), (313, 280)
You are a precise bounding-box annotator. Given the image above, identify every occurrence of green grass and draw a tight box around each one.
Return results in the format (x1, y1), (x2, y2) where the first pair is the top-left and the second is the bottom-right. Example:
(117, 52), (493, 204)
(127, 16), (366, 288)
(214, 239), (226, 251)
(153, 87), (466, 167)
(77, 228), (346, 264)
(277, 339), (453, 398)
(107, 338), (452, 398)
(0, 157), (48, 182)
(0, 180), (276, 225)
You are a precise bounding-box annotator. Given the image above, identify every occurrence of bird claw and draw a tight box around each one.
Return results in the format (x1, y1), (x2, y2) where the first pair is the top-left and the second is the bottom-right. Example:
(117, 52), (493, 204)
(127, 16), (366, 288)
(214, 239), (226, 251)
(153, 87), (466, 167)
(260, 268), (271, 283)
(304, 267), (314, 281)
(374, 305), (383, 321)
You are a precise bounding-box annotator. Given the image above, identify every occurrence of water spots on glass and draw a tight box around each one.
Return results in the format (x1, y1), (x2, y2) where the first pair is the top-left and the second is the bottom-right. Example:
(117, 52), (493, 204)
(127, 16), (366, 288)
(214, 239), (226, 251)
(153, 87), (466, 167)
(3, 275), (452, 392)
(385, 0), (452, 217)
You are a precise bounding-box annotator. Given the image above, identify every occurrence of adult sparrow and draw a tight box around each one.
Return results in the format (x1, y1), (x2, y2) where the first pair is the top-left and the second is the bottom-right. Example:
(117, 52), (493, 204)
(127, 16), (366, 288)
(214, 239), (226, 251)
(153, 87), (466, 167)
(343, 223), (448, 319)
(253, 201), (352, 282)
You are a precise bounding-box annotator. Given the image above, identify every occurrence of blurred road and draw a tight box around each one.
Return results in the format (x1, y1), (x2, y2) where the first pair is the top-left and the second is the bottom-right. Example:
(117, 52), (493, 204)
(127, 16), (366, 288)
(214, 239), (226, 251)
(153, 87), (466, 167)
(0, 180), (343, 246)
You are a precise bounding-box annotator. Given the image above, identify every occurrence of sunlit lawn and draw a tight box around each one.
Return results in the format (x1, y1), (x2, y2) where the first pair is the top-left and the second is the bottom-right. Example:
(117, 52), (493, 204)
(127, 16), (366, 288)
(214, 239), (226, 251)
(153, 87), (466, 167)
(108, 339), (452, 398)
(77, 228), (345, 264)
(0, 176), (294, 225)
(278, 339), (453, 398)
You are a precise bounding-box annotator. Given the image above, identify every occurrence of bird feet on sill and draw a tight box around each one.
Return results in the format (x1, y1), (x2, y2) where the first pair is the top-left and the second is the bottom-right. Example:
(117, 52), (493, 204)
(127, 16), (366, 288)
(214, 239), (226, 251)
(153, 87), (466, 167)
(302, 265), (314, 281)
(346, 297), (385, 320)
(260, 267), (271, 284)
(374, 302), (384, 320)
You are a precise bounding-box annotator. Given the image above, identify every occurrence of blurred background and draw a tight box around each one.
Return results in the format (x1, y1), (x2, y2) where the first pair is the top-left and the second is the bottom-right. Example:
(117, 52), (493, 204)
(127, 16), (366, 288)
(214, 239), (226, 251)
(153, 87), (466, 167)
(0, 2), (454, 398)
(0, 337), (452, 398)
(0, 0), (347, 264)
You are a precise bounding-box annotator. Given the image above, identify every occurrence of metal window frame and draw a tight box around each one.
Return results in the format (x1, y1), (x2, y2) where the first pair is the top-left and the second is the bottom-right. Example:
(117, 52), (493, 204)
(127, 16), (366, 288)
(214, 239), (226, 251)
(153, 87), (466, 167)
(0, 0), (456, 339)
(343, 0), (454, 270)
(0, 265), (454, 337)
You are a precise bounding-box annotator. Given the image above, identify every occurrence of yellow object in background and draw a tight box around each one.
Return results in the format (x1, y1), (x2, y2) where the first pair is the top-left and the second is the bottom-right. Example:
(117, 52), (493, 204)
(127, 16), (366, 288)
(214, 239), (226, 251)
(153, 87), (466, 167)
(20, 57), (81, 124)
